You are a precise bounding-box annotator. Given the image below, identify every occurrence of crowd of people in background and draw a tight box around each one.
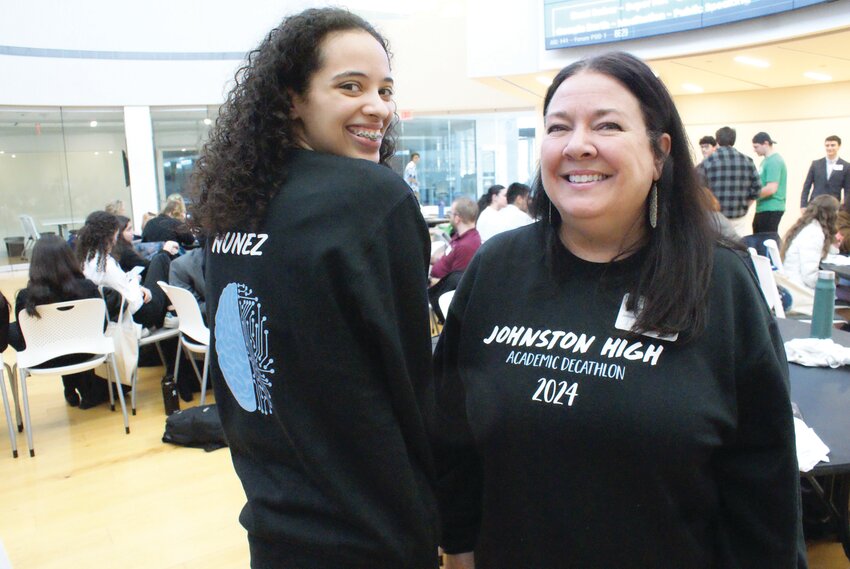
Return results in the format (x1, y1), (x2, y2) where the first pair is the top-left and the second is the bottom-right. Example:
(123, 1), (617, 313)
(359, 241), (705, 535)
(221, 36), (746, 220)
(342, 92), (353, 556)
(4, 193), (208, 408)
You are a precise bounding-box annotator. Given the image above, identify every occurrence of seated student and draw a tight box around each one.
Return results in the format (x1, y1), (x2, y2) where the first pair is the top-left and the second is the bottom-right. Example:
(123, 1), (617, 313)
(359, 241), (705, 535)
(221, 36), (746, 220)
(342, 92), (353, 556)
(142, 195), (196, 247)
(429, 197), (481, 322)
(8, 235), (111, 408)
(777, 195), (839, 314)
(113, 215), (179, 275)
(77, 211), (171, 331)
(168, 245), (206, 318)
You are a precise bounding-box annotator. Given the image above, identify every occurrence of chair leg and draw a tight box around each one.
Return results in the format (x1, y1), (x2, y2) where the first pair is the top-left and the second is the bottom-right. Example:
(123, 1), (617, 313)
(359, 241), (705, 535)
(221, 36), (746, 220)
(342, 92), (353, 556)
(108, 355), (130, 435)
(154, 342), (167, 367)
(130, 367), (137, 416)
(18, 369), (34, 457)
(173, 336), (183, 384)
(107, 362), (116, 412)
(199, 353), (210, 406)
(0, 368), (17, 458)
(5, 363), (22, 432)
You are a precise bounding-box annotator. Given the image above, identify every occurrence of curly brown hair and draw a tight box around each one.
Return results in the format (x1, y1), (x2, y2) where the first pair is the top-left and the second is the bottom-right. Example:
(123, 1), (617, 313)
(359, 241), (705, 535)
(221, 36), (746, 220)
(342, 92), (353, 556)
(75, 211), (119, 272)
(190, 7), (396, 234)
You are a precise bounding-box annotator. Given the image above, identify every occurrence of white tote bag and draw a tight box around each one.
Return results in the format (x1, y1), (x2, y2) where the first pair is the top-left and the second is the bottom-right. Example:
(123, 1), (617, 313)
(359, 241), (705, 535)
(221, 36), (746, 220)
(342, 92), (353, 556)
(106, 308), (142, 386)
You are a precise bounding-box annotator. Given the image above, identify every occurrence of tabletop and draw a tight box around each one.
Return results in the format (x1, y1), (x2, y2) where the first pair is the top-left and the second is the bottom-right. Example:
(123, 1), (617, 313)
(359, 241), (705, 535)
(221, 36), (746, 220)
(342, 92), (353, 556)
(777, 317), (850, 475)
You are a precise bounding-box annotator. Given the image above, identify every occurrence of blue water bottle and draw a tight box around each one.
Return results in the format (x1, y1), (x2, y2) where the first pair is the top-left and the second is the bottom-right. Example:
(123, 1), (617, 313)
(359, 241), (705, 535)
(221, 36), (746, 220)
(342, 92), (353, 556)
(438, 200), (445, 218)
(810, 270), (836, 339)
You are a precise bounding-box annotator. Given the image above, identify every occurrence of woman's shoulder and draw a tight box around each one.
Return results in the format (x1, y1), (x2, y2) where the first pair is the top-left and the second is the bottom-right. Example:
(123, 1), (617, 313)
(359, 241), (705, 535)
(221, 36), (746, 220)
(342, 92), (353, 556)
(290, 150), (409, 195)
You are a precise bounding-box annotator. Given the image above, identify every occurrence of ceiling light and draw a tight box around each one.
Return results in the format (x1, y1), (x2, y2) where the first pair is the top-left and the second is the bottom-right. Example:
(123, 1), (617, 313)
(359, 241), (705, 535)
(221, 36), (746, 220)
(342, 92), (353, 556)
(108, 150), (114, 154)
(94, 151), (99, 155)
(536, 75), (553, 86)
(90, 120), (98, 127)
(11, 154), (16, 158)
(733, 55), (770, 68)
(181, 148), (187, 152)
(203, 118), (212, 125)
(804, 71), (832, 82)
(681, 83), (704, 93)
(0, 150), (4, 154)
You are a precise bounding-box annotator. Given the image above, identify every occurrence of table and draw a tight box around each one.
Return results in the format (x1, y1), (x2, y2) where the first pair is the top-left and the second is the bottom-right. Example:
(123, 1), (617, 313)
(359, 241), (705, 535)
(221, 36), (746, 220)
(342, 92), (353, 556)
(777, 318), (850, 558)
(40, 217), (85, 238)
(821, 262), (850, 281)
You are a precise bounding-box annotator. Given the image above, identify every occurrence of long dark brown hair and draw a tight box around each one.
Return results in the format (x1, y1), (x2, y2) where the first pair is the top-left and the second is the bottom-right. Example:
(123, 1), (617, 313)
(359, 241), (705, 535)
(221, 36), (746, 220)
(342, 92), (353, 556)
(531, 52), (715, 341)
(24, 235), (90, 317)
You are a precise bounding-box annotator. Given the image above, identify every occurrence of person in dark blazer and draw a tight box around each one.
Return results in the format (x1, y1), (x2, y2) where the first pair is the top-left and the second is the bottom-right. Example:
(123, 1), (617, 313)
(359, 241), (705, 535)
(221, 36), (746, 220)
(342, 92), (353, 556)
(801, 135), (850, 209)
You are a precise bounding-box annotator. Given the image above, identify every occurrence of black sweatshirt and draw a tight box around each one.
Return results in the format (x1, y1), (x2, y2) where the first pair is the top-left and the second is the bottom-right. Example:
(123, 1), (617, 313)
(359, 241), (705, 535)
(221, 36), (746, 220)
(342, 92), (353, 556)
(433, 223), (804, 568)
(206, 150), (438, 569)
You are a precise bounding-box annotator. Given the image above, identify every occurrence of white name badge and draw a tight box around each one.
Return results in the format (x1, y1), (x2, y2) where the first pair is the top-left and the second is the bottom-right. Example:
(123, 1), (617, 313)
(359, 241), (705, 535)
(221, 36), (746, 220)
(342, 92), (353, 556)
(834, 164), (844, 171)
(614, 294), (679, 342)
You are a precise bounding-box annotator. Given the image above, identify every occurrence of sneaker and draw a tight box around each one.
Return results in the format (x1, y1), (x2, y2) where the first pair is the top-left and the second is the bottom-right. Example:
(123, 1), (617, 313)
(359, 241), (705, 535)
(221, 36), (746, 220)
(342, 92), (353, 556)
(140, 327), (151, 338)
(163, 313), (179, 329)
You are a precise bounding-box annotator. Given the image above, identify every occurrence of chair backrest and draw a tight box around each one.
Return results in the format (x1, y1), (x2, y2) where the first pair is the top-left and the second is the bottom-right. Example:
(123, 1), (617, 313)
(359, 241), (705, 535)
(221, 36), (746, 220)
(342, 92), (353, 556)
(18, 214), (40, 241)
(763, 239), (784, 273)
(16, 298), (113, 368)
(748, 247), (786, 318)
(158, 281), (209, 345)
(438, 290), (456, 321)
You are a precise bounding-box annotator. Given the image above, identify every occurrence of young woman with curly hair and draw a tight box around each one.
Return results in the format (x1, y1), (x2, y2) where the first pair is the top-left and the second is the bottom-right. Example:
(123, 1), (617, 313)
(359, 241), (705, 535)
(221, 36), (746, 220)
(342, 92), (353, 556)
(192, 7), (437, 569)
(76, 211), (170, 330)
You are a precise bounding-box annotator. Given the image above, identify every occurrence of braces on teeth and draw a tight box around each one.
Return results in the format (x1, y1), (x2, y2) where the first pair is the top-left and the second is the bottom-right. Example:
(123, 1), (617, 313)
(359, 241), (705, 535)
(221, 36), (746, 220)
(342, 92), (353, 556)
(355, 130), (381, 141)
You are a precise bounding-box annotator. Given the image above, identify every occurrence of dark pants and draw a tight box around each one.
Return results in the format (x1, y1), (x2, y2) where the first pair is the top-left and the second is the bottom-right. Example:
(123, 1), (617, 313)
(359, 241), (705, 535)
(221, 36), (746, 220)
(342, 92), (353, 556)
(753, 210), (784, 234)
(133, 252), (171, 329)
(428, 271), (464, 323)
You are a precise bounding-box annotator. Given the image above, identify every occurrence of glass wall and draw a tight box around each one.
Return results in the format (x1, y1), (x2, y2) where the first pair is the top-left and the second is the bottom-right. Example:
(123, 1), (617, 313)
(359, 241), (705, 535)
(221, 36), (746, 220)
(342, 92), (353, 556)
(392, 110), (537, 206)
(151, 106), (219, 212)
(0, 106), (128, 264)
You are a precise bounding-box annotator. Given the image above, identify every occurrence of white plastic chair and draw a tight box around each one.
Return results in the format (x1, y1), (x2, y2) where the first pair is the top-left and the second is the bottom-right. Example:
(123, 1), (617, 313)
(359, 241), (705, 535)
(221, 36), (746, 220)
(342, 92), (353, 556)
(763, 239), (784, 273)
(0, 362), (17, 458)
(158, 282), (210, 405)
(748, 247), (786, 318)
(18, 215), (40, 260)
(103, 287), (179, 415)
(438, 290), (456, 322)
(15, 298), (129, 457)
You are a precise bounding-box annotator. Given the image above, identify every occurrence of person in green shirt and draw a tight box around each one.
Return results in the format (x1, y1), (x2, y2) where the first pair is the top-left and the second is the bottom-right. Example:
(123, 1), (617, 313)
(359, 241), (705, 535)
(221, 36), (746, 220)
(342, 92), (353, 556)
(752, 131), (787, 233)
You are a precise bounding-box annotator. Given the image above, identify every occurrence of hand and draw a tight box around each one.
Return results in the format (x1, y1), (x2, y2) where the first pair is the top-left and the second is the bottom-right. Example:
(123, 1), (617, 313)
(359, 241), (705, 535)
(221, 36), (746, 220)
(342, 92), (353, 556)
(163, 240), (180, 255)
(141, 286), (152, 303)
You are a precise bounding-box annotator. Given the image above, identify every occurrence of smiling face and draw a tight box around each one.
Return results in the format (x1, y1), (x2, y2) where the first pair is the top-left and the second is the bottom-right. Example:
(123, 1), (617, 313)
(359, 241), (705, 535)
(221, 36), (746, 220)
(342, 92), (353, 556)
(289, 30), (394, 162)
(540, 71), (669, 254)
(826, 140), (840, 161)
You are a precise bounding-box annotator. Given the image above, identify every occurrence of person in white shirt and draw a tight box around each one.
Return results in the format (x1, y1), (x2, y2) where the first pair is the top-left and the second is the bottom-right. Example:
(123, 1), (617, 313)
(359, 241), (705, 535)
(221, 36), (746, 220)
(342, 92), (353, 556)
(496, 182), (534, 234)
(782, 195), (840, 289)
(76, 210), (171, 330)
(476, 184), (507, 242)
(404, 152), (420, 200)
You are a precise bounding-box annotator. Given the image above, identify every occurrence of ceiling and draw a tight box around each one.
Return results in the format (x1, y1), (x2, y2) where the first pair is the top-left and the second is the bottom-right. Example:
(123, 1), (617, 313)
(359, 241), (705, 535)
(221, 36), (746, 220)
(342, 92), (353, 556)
(496, 27), (850, 100)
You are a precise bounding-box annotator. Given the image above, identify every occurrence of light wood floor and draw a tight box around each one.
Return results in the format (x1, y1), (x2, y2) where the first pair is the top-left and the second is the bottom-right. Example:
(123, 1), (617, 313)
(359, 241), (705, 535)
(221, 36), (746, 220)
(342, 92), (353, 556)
(1, 268), (848, 568)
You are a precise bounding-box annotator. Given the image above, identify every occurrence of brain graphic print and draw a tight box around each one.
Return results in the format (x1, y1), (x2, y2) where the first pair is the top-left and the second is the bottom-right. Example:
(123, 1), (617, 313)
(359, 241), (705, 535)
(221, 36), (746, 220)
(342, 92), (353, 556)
(215, 282), (275, 414)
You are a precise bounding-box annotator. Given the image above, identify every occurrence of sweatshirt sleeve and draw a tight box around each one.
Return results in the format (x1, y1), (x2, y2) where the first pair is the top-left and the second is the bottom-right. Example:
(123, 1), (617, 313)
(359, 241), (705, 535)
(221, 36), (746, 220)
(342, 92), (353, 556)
(712, 260), (804, 568)
(432, 254), (484, 554)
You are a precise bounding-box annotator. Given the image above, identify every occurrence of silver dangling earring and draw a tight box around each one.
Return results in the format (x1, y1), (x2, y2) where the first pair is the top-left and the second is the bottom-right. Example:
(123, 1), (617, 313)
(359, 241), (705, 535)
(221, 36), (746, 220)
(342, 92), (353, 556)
(548, 201), (552, 225)
(649, 183), (658, 229)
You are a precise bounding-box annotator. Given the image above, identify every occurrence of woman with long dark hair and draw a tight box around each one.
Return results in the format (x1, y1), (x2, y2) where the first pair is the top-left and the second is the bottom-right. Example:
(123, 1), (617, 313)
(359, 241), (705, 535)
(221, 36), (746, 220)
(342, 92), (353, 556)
(192, 7), (437, 568)
(434, 52), (803, 568)
(8, 235), (108, 408)
(112, 215), (178, 275)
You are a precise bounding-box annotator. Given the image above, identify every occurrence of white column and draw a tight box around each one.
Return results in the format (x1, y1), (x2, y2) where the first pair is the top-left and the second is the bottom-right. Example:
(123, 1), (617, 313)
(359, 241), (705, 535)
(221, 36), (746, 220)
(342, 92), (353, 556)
(123, 106), (159, 231)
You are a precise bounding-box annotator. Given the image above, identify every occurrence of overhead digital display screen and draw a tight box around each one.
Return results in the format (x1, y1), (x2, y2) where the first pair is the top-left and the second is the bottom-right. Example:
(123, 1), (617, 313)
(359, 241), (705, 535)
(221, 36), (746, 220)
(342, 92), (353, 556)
(544, 0), (830, 49)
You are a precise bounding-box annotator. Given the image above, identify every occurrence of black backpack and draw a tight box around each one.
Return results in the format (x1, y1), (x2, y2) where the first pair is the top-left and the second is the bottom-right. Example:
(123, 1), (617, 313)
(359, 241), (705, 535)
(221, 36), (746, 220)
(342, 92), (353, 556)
(162, 405), (228, 452)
